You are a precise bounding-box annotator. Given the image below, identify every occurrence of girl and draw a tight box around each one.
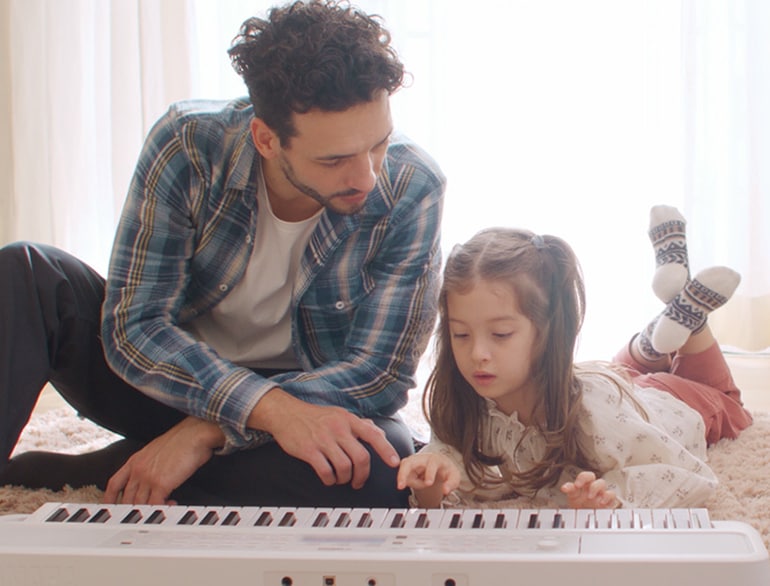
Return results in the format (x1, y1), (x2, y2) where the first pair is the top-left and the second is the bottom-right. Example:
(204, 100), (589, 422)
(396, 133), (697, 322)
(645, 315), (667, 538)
(398, 206), (753, 509)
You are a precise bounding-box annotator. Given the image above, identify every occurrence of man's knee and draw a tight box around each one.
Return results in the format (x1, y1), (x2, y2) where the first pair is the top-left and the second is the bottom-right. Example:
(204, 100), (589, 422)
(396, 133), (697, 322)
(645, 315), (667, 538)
(0, 241), (37, 276)
(0, 242), (75, 289)
(1, 242), (104, 311)
(372, 415), (415, 459)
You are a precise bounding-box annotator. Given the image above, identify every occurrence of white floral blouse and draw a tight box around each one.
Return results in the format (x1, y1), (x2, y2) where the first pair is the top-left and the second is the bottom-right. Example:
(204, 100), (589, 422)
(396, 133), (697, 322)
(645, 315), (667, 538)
(420, 368), (718, 509)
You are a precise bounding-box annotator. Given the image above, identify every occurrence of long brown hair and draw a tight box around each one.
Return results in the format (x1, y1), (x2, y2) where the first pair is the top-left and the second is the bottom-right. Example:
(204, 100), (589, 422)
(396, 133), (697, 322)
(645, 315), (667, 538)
(425, 227), (598, 495)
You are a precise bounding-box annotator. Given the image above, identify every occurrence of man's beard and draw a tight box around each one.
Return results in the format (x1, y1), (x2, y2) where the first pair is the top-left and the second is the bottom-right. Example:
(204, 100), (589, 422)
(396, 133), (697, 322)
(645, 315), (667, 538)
(279, 155), (367, 215)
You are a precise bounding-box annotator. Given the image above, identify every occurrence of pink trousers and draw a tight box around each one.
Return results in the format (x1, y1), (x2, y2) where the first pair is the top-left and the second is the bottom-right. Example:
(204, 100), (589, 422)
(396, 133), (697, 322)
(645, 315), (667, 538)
(613, 341), (753, 445)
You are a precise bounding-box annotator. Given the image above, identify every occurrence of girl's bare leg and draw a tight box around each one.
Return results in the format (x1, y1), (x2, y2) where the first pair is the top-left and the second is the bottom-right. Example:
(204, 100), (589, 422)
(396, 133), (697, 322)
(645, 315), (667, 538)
(678, 322), (716, 355)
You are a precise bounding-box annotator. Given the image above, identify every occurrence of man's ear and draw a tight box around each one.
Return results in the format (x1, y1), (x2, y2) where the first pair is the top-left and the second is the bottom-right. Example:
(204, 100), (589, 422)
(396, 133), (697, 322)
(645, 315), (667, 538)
(250, 118), (280, 159)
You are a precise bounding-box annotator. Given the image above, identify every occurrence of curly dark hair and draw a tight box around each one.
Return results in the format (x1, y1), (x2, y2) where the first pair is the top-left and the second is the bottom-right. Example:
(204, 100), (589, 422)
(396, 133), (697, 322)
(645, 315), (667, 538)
(228, 0), (405, 145)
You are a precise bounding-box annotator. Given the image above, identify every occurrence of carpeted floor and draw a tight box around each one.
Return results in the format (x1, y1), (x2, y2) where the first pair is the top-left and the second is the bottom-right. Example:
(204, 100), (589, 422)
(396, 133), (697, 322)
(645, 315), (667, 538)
(1, 406), (769, 552)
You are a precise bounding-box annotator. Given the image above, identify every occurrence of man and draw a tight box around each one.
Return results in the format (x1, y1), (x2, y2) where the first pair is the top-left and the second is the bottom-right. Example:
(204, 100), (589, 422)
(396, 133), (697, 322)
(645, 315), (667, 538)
(0, 0), (444, 508)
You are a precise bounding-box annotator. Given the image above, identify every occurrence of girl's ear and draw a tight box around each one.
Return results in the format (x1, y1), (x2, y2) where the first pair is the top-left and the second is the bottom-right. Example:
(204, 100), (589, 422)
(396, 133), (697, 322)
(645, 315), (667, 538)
(250, 118), (280, 159)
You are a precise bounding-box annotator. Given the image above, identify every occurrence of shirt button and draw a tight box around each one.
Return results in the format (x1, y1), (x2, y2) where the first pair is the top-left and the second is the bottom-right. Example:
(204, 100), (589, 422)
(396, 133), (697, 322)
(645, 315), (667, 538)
(334, 300), (345, 310)
(245, 235), (252, 244)
(219, 284), (229, 292)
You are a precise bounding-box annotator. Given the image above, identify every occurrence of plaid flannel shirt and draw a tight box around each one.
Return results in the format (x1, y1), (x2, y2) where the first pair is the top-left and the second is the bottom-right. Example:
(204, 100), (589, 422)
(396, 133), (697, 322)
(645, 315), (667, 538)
(102, 98), (445, 451)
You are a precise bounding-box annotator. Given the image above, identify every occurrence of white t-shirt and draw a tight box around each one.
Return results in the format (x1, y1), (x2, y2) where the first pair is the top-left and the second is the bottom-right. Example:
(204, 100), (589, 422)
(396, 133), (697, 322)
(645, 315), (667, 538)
(185, 170), (322, 369)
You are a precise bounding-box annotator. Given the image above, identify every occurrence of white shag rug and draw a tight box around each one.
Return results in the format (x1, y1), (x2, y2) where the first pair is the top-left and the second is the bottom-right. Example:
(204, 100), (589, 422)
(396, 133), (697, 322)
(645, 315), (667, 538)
(1, 404), (769, 552)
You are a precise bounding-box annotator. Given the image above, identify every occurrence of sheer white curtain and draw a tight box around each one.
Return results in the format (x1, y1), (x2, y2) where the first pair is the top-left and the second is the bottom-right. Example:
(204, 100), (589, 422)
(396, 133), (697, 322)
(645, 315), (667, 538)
(1, 0), (767, 352)
(1, 0), (195, 273)
(682, 0), (770, 351)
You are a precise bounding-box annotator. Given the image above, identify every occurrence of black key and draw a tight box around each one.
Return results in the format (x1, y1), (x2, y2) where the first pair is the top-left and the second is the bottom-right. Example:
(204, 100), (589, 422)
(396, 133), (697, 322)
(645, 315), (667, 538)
(67, 508), (90, 523)
(45, 508), (69, 523)
(279, 512), (296, 527)
(178, 510), (198, 525)
(121, 509), (142, 524)
(146, 510), (166, 525)
(313, 512), (329, 528)
(334, 512), (351, 528)
(89, 508), (112, 523)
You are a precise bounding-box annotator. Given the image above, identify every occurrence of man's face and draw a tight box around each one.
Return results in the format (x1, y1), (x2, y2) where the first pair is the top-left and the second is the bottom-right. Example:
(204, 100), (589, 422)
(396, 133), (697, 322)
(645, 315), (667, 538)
(260, 91), (393, 217)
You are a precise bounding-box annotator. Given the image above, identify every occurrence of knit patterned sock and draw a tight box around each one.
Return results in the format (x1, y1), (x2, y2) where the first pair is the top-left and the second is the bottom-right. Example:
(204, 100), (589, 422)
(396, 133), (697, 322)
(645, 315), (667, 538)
(635, 320), (667, 362)
(649, 205), (690, 303)
(651, 266), (741, 354)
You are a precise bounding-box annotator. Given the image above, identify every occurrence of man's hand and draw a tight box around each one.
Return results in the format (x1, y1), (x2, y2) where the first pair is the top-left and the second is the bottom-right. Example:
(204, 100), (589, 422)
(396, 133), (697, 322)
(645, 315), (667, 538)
(396, 451), (460, 508)
(249, 388), (400, 489)
(560, 470), (619, 509)
(102, 416), (225, 505)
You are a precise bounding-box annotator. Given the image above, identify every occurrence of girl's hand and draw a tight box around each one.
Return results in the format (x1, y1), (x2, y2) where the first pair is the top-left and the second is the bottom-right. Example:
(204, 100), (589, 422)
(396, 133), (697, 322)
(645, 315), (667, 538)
(560, 470), (619, 509)
(397, 452), (461, 508)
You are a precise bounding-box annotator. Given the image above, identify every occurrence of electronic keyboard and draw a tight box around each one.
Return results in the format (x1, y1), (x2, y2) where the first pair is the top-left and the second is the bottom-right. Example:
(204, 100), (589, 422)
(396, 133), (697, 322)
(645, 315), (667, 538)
(1, 502), (768, 585)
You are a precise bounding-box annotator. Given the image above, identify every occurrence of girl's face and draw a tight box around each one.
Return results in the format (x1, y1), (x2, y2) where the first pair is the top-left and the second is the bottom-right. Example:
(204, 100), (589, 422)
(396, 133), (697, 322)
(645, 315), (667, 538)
(446, 279), (539, 421)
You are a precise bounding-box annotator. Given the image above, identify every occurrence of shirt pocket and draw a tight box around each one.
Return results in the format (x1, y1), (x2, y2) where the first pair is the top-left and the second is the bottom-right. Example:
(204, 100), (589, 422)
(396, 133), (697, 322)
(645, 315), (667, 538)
(298, 270), (374, 356)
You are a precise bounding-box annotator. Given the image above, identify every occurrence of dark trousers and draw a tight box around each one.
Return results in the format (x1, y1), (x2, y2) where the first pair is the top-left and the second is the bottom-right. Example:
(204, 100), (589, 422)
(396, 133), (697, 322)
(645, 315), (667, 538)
(0, 242), (413, 507)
